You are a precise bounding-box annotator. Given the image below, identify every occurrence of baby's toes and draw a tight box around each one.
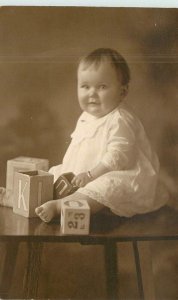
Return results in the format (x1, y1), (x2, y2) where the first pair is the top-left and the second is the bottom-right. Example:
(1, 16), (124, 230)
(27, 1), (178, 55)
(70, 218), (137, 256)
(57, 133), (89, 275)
(35, 206), (49, 222)
(39, 212), (50, 223)
(35, 206), (43, 216)
(41, 215), (50, 223)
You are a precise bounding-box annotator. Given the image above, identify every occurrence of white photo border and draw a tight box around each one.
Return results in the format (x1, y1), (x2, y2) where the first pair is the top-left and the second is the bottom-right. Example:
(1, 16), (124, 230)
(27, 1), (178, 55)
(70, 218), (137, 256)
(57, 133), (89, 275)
(0, 0), (178, 8)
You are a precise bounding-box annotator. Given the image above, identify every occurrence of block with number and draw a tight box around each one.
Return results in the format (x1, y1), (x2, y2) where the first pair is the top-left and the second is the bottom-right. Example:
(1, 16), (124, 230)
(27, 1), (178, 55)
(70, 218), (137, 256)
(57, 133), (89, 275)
(13, 170), (54, 218)
(61, 199), (90, 235)
(6, 156), (49, 207)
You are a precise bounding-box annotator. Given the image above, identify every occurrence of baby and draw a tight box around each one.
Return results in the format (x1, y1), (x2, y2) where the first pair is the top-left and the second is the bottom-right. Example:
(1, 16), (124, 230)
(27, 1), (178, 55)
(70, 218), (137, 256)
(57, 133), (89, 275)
(35, 48), (168, 223)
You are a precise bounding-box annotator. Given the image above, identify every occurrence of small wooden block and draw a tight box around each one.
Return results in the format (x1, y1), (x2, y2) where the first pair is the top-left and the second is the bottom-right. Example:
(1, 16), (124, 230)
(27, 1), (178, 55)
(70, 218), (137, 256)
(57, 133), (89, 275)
(61, 199), (90, 235)
(53, 172), (78, 199)
(6, 157), (49, 207)
(13, 170), (54, 218)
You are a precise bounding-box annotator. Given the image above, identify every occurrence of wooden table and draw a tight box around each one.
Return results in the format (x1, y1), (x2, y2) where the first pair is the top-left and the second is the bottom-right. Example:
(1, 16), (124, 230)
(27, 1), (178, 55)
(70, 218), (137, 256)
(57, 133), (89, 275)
(0, 205), (178, 299)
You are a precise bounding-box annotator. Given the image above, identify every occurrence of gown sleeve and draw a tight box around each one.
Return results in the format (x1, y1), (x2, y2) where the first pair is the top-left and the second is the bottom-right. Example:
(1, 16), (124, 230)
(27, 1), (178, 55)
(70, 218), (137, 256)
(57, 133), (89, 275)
(101, 113), (137, 171)
(48, 164), (63, 182)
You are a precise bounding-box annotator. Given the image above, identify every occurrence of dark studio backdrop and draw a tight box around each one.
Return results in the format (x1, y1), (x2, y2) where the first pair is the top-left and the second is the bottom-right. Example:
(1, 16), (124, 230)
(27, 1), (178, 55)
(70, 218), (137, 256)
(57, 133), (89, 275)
(0, 6), (177, 186)
(0, 6), (178, 299)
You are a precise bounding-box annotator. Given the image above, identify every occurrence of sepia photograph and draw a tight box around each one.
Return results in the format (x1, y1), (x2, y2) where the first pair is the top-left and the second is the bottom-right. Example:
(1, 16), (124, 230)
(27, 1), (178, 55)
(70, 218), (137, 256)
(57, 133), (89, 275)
(0, 5), (178, 299)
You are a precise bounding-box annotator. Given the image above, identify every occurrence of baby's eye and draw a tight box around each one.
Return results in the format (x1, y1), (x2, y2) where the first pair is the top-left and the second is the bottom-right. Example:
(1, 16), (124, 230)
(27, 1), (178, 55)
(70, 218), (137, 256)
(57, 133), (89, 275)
(99, 84), (107, 90)
(81, 84), (89, 89)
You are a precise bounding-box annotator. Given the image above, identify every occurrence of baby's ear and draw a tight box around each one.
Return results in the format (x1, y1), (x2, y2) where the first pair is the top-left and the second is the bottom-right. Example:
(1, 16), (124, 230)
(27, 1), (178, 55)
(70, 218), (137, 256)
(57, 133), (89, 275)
(121, 85), (129, 98)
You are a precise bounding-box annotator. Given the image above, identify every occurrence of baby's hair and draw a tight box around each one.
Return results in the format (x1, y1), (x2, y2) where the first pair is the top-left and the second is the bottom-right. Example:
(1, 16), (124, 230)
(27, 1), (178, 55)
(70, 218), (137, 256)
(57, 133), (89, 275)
(78, 48), (130, 86)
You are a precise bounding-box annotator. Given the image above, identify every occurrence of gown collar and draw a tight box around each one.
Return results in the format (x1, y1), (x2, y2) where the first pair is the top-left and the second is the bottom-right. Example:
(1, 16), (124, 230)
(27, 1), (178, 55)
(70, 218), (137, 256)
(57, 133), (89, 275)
(71, 106), (120, 144)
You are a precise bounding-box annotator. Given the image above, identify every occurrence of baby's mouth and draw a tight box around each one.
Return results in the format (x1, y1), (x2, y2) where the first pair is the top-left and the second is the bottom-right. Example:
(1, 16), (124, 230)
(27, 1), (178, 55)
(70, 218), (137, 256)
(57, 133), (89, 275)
(88, 100), (99, 105)
(88, 97), (99, 104)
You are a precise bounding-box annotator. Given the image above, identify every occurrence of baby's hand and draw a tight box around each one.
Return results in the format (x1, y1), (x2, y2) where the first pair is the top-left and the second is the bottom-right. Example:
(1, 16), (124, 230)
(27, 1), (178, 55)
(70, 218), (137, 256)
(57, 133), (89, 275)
(71, 172), (92, 188)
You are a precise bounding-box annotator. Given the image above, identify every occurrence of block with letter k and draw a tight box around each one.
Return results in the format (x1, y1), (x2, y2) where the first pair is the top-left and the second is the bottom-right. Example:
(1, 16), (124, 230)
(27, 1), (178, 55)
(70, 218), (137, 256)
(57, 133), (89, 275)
(13, 170), (54, 217)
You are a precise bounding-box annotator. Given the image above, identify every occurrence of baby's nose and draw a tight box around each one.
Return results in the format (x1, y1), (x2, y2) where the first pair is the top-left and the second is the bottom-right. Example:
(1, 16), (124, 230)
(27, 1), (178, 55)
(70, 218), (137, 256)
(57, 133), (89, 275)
(89, 87), (97, 97)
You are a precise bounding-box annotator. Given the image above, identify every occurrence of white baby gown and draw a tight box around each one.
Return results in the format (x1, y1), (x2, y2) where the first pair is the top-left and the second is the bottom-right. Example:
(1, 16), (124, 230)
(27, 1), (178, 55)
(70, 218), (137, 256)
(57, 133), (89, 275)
(49, 102), (168, 217)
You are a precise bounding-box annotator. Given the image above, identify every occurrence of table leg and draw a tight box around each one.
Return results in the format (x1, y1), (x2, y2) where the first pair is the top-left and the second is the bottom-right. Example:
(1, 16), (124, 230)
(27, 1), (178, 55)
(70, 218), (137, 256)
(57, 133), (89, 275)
(0, 241), (19, 298)
(23, 241), (43, 298)
(133, 241), (144, 300)
(104, 241), (118, 299)
(136, 241), (156, 300)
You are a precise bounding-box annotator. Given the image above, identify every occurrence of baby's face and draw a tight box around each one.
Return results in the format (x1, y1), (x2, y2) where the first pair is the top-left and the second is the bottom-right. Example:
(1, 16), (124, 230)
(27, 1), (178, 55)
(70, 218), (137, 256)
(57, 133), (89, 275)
(77, 61), (127, 118)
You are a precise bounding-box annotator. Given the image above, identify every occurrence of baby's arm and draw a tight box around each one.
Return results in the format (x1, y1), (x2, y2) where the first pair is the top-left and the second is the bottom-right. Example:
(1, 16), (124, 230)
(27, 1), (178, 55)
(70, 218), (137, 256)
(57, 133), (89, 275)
(72, 113), (136, 188)
(71, 162), (110, 187)
(101, 113), (136, 171)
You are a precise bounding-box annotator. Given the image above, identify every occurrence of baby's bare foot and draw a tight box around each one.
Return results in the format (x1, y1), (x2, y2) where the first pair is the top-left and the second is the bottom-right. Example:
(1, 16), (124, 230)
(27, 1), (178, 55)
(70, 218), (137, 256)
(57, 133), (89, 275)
(35, 200), (61, 223)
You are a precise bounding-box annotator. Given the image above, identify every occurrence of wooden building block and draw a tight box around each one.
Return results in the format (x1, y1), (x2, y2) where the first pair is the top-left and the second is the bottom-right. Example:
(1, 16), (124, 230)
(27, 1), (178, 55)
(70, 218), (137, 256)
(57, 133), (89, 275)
(61, 199), (90, 235)
(6, 157), (49, 207)
(0, 187), (6, 206)
(53, 172), (78, 199)
(13, 170), (54, 218)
